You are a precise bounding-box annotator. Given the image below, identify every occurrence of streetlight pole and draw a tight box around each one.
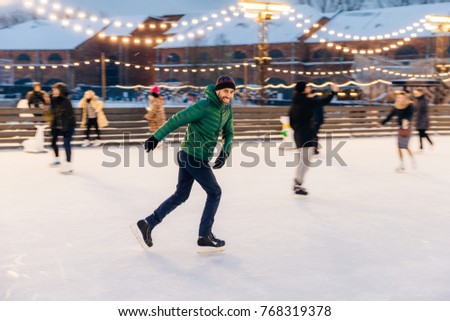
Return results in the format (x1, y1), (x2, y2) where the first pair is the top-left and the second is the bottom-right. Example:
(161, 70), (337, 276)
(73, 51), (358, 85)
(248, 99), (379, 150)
(256, 14), (271, 105)
(101, 52), (106, 102)
(243, 61), (249, 106)
(239, 0), (290, 106)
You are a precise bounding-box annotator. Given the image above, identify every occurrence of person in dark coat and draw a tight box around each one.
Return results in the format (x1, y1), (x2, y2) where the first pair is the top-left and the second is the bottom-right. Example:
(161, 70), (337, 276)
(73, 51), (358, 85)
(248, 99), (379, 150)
(378, 91), (415, 172)
(289, 81), (337, 196)
(413, 88), (433, 152)
(26, 82), (49, 108)
(49, 82), (76, 174)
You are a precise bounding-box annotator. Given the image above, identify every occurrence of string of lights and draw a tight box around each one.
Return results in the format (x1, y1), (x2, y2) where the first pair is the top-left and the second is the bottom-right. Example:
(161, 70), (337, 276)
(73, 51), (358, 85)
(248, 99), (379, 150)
(303, 19), (428, 42)
(4, 58), (448, 80)
(311, 26), (427, 55)
(116, 79), (395, 91)
(23, 0), (432, 53)
(23, 0), (245, 40)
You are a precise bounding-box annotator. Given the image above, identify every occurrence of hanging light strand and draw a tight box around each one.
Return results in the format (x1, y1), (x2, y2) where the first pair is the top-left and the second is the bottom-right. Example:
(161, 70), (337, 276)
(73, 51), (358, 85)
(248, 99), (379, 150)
(3, 59), (449, 80)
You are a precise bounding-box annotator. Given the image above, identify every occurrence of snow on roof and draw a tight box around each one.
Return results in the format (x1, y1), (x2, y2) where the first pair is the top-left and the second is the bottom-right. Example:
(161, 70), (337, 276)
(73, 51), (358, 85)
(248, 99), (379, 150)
(157, 5), (323, 48)
(0, 19), (105, 50)
(306, 3), (450, 43)
(0, 15), (158, 50)
(101, 15), (150, 36)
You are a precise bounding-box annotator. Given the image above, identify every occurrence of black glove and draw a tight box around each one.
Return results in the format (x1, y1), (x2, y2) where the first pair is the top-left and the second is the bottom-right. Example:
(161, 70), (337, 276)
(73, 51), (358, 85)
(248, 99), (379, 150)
(213, 150), (228, 169)
(145, 135), (159, 152)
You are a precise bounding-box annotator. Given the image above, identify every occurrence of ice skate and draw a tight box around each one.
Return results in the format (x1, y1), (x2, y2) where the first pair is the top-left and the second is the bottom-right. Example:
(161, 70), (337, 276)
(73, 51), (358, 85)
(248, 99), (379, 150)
(293, 179), (308, 198)
(59, 162), (73, 175)
(130, 219), (154, 250)
(395, 163), (405, 173)
(197, 234), (225, 253)
(81, 140), (91, 147)
(49, 157), (61, 167)
(92, 139), (102, 147)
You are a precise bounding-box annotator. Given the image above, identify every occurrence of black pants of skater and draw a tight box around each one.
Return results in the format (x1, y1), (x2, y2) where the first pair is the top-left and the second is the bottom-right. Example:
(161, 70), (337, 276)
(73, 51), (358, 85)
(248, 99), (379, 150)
(51, 128), (74, 162)
(145, 150), (222, 237)
(86, 118), (100, 140)
(418, 129), (432, 149)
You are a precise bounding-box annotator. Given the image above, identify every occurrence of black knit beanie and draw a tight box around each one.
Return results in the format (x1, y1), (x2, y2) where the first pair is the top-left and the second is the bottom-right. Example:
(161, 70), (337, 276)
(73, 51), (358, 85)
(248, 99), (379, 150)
(215, 75), (236, 91)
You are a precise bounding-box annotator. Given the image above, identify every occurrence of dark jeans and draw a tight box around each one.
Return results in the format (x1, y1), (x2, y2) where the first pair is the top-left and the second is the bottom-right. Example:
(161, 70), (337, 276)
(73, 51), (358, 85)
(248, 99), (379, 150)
(51, 128), (74, 162)
(145, 150), (222, 237)
(418, 129), (432, 149)
(86, 118), (100, 140)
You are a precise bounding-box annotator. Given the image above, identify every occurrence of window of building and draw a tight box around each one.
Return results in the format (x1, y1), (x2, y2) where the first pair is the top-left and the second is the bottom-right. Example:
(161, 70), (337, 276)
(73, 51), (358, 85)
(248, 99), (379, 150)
(45, 78), (63, 86)
(395, 45), (418, 58)
(233, 77), (244, 85)
(106, 56), (119, 86)
(269, 49), (284, 59)
(48, 53), (63, 62)
(15, 78), (33, 85)
(233, 50), (247, 60)
(17, 53), (31, 62)
(166, 53), (181, 63)
(313, 49), (332, 59)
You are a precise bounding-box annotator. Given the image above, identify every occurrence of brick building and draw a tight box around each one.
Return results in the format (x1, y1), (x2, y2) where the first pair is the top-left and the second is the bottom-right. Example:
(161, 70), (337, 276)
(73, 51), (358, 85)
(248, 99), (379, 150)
(154, 3), (450, 87)
(1, 2), (449, 91)
(0, 14), (182, 89)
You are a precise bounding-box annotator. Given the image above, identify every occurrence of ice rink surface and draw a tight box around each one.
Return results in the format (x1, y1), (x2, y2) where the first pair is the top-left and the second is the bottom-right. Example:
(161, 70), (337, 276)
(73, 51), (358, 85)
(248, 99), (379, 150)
(1, 136), (449, 300)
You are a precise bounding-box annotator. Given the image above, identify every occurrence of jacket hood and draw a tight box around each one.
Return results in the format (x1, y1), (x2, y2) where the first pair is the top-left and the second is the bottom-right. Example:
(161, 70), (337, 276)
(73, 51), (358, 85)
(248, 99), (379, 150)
(204, 84), (230, 108)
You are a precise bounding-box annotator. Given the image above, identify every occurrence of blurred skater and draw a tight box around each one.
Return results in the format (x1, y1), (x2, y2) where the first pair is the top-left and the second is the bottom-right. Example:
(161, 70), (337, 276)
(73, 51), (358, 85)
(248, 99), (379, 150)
(413, 88), (433, 152)
(379, 91), (415, 172)
(289, 81), (337, 196)
(144, 85), (166, 141)
(80, 90), (108, 147)
(49, 82), (76, 174)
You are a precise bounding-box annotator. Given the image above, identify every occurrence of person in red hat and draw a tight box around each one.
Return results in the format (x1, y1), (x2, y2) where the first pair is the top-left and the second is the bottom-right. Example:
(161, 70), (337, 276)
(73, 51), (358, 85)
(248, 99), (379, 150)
(133, 75), (236, 252)
(144, 85), (166, 136)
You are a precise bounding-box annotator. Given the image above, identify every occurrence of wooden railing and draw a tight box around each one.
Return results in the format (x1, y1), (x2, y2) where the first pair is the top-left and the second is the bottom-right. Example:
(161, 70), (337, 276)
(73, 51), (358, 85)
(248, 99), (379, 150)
(1, 105), (449, 149)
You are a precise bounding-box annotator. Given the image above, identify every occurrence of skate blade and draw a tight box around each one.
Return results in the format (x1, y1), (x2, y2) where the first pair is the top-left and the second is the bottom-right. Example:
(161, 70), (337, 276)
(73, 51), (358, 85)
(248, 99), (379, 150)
(294, 194), (308, 199)
(130, 224), (150, 252)
(60, 170), (73, 175)
(197, 246), (226, 254)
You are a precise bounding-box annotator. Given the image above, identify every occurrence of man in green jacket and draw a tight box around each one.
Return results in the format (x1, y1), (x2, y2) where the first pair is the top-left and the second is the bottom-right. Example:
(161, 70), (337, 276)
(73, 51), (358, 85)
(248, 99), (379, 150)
(134, 75), (235, 251)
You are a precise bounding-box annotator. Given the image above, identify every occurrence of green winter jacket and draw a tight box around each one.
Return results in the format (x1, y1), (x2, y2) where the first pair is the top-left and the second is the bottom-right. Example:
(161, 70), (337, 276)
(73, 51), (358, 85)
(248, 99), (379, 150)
(153, 84), (234, 161)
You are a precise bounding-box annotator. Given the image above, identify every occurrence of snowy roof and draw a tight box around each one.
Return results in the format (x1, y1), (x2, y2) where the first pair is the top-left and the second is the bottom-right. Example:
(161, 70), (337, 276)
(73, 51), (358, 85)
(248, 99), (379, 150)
(305, 3), (450, 43)
(101, 15), (151, 36)
(0, 19), (105, 50)
(157, 5), (323, 48)
(0, 15), (160, 50)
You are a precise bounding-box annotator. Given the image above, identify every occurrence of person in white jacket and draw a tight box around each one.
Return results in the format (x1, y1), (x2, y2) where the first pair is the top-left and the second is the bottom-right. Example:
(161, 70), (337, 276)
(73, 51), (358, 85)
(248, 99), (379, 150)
(79, 90), (109, 147)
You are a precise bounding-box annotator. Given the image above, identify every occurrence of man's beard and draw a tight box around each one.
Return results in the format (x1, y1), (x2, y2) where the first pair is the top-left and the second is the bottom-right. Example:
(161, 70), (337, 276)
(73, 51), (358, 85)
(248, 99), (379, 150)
(218, 94), (231, 105)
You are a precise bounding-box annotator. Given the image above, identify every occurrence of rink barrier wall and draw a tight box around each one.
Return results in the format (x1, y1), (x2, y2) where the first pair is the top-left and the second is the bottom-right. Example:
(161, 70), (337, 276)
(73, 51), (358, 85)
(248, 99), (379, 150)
(0, 105), (449, 149)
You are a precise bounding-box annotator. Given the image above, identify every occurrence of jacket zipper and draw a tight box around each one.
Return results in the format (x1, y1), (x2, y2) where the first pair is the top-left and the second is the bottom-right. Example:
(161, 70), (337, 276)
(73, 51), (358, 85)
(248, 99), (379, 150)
(216, 107), (224, 137)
